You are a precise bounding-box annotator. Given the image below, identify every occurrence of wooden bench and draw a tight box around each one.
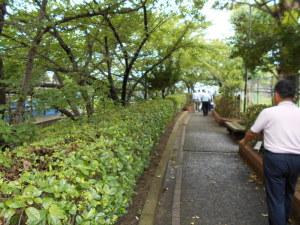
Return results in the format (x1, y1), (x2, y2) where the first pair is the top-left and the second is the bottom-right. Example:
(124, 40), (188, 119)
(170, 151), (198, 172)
(224, 121), (246, 138)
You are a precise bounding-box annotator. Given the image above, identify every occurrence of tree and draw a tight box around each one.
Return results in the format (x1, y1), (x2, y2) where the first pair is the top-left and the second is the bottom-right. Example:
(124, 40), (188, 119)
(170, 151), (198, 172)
(148, 57), (181, 98)
(126, 18), (197, 100)
(0, 1), (154, 121)
(0, 0), (207, 122)
(216, 0), (300, 79)
(0, 1), (6, 118)
(178, 40), (244, 93)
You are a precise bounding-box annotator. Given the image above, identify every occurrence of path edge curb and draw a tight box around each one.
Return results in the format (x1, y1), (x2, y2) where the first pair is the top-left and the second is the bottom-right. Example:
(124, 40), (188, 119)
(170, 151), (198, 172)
(138, 111), (189, 225)
(171, 112), (189, 225)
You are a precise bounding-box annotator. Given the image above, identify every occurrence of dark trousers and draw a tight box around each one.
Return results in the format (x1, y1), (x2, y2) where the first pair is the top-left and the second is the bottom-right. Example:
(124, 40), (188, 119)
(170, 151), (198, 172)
(202, 101), (209, 116)
(263, 150), (300, 225)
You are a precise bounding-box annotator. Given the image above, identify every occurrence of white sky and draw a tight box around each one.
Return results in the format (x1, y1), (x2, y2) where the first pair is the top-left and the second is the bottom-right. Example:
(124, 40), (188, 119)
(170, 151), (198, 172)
(202, 0), (234, 40)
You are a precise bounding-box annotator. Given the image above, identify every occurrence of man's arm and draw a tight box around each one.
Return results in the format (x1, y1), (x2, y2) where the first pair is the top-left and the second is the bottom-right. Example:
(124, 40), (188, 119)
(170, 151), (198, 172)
(239, 130), (260, 145)
(240, 109), (268, 145)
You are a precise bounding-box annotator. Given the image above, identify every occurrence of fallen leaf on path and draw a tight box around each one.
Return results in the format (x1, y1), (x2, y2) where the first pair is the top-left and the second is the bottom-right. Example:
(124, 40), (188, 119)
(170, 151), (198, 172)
(162, 187), (169, 192)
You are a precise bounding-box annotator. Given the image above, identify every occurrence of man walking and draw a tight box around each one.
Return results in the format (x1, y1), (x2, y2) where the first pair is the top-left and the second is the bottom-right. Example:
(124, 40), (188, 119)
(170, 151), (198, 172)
(192, 90), (200, 112)
(240, 79), (300, 225)
(201, 90), (211, 116)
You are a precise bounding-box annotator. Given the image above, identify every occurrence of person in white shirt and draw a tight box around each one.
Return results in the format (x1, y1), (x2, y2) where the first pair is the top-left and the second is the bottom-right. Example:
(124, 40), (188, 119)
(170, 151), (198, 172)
(240, 79), (300, 225)
(192, 90), (201, 112)
(193, 90), (203, 112)
(201, 90), (211, 116)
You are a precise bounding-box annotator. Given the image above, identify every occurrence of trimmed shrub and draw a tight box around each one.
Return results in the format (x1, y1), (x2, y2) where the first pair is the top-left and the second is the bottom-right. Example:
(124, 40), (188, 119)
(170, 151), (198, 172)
(166, 94), (189, 111)
(214, 94), (240, 118)
(0, 96), (186, 225)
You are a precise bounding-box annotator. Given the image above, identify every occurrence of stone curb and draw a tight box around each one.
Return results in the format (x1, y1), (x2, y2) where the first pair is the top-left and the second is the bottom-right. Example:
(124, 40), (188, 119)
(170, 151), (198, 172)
(239, 143), (300, 224)
(212, 110), (241, 126)
(239, 144), (264, 179)
(138, 111), (189, 225)
(171, 113), (189, 225)
(212, 110), (226, 126)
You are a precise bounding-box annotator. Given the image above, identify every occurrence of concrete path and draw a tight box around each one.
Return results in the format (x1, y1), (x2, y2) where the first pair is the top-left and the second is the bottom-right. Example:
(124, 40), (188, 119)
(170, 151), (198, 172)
(155, 112), (268, 225)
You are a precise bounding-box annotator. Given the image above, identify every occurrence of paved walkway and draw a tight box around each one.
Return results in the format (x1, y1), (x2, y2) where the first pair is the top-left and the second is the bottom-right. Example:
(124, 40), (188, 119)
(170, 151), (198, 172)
(155, 112), (268, 225)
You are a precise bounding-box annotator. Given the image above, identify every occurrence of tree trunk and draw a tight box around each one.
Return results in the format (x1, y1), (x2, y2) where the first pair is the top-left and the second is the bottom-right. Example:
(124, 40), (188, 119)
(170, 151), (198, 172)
(0, 2), (6, 119)
(54, 72), (81, 117)
(81, 89), (94, 118)
(121, 69), (130, 105)
(161, 89), (166, 99)
(106, 3), (150, 106)
(104, 36), (119, 101)
(57, 108), (76, 120)
(13, 0), (48, 124)
(0, 56), (5, 119)
(143, 72), (149, 100)
(13, 34), (44, 124)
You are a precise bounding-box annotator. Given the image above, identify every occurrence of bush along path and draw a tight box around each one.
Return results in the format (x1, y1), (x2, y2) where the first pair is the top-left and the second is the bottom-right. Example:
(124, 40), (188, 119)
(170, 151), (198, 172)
(155, 112), (269, 225)
(0, 95), (187, 225)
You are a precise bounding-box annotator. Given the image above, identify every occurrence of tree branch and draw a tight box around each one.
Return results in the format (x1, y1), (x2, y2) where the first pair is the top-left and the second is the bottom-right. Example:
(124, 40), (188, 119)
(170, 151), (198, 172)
(104, 14), (129, 68)
(104, 36), (119, 101)
(1, 32), (73, 73)
(49, 28), (78, 71)
(127, 25), (191, 100)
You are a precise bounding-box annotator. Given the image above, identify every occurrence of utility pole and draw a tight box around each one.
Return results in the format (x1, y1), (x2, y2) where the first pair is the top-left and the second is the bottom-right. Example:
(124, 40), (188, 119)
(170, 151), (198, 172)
(243, 66), (248, 112)
(243, 5), (252, 112)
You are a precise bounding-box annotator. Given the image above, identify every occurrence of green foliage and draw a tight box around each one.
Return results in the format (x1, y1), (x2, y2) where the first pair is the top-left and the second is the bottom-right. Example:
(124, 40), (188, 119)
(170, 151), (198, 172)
(148, 58), (181, 93)
(214, 93), (240, 118)
(0, 96), (186, 225)
(230, 3), (300, 76)
(181, 40), (244, 92)
(231, 8), (276, 72)
(0, 120), (36, 149)
(242, 104), (269, 130)
(166, 94), (188, 111)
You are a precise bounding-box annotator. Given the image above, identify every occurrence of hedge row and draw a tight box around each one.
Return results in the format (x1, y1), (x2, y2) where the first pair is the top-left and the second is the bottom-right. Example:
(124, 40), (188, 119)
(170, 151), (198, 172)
(0, 95), (187, 225)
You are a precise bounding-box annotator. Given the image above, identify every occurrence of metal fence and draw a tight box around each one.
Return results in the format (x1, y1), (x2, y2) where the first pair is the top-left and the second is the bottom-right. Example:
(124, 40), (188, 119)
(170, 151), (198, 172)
(240, 75), (300, 111)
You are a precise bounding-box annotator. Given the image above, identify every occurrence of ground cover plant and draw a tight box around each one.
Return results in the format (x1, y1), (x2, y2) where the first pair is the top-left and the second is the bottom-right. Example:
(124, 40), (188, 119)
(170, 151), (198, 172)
(0, 95), (187, 225)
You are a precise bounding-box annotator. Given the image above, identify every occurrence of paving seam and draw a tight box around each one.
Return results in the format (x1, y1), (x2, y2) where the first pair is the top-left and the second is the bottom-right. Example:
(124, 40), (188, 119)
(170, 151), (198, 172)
(183, 150), (237, 154)
(172, 114), (190, 225)
(138, 111), (189, 225)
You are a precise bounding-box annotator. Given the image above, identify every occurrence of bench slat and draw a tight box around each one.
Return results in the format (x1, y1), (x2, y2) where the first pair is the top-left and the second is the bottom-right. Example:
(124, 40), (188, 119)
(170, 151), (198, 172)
(225, 121), (246, 132)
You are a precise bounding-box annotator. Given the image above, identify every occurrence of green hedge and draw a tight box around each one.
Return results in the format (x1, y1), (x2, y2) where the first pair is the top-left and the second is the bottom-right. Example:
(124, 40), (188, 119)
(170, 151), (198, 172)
(0, 96), (187, 225)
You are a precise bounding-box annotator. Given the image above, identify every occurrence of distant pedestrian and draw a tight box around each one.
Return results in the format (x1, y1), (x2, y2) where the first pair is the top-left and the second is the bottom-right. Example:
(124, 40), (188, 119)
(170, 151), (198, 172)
(192, 90), (201, 112)
(201, 90), (211, 116)
(240, 79), (300, 225)
(207, 90), (214, 111)
(197, 90), (203, 112)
